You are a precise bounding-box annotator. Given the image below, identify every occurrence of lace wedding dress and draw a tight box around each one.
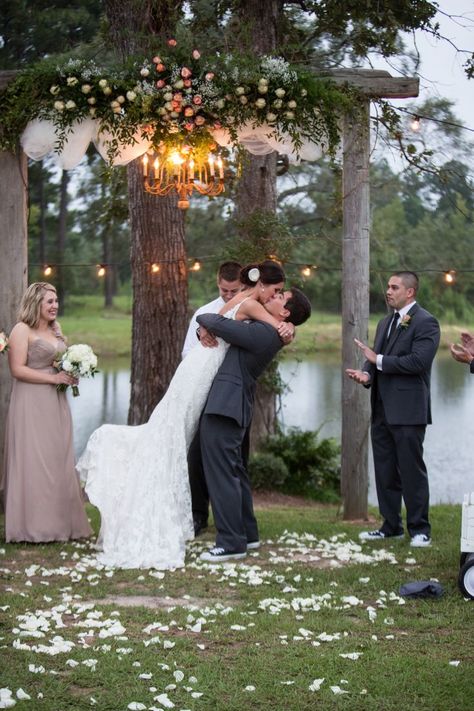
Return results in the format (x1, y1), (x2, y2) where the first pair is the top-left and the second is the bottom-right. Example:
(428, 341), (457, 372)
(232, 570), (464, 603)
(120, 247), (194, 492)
(76, 301), (245, 569)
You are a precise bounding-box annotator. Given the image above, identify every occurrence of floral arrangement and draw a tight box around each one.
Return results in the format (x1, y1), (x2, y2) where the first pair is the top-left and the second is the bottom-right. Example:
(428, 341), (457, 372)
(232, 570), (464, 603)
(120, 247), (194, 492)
(0, 330), (9, 354)
(0, 40), (354, 162)
(400, 314), (411, 329)
(56, 344), (98, 397)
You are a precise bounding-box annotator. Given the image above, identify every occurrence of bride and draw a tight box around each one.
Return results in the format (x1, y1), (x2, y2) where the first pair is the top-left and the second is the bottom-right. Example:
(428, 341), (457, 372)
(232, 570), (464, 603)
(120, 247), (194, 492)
(77, 260), (289, 569)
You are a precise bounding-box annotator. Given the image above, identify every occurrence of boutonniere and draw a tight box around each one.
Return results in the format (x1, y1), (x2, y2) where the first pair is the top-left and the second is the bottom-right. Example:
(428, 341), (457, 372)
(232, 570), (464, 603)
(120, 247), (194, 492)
(400, 315), (411, 329)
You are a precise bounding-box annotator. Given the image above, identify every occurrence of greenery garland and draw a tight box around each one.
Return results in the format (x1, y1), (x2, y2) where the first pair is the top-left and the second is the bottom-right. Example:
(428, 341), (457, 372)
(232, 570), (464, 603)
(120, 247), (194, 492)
(0, 40), (356, 163)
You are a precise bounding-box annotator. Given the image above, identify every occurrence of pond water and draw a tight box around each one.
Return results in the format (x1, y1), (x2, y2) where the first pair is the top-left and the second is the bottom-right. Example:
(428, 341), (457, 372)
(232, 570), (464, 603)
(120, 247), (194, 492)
(71, 353), (474, 506)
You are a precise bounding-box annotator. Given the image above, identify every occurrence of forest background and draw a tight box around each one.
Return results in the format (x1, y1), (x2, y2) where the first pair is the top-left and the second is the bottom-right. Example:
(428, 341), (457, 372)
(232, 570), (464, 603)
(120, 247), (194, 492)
(1, 0), (473, 329)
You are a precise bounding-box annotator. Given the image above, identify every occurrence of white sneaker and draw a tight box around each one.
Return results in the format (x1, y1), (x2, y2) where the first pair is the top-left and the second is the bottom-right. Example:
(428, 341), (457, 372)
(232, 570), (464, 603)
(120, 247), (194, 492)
(410, 534), (432, 548)
(359, 530), (404, 542)
(247, 540), (261, 550)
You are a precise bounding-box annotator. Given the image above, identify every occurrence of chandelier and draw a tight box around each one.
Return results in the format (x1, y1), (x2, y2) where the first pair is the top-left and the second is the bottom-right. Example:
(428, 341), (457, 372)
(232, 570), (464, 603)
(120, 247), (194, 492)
(142, 145), (225, 210)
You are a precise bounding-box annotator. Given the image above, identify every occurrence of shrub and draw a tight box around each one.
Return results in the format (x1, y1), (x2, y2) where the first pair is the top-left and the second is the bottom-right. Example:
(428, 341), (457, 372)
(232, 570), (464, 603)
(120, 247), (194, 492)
(258, 427), (341, 501)
(248, 452), (289, 490)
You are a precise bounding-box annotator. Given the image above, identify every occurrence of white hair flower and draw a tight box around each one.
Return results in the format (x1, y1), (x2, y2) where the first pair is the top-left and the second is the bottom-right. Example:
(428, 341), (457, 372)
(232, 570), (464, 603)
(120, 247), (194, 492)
(248, 267), (260, 282)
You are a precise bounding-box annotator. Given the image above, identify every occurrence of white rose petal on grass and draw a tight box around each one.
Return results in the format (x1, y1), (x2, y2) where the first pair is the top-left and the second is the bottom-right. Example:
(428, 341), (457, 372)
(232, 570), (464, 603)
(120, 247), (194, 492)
(244, 686), (255, 692)
(449, 660), (461, 667)
(173, 670), (184, 683)
(16, 689), (31, 700)
(308, 678), (325, 692)
(163, 640), (175, 649)
(0, 688), (16, 709)
(138, 673), (152, 680)
(340, 652), (363, 660)
(153, 693), (174, 708)
(127, 704), (147, 711)
(331, 685), (349, 695)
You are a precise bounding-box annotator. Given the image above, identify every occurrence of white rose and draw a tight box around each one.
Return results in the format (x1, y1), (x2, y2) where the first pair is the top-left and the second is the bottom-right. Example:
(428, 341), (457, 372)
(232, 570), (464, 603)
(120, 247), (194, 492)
(140, 67), (150, 77)
(273, 99), (283, 109)
(50, 85), (60, 96)
(285, 110), (295, 120)
(235, 86), (246, 96)
(287, 100), (297, 109)
(81, 84), (92, 94)
(89, 107), (96, 116)
(163, 92), (173, 101)
(87, 97), (96, 105)
(255, 98), (266, 109)
(258, 78), (268, 86)
(239, 95), (248, 105)
(110, 100), (120, 109)
(54, 101), (65, 111)
(67, 77), (78, 86)
(216, 98), (225, 109)
(103, 86), (112, 95)
(126, 90), (137, 101)
(62, 360), (73, 372)
(258, 85), (268, 94)
(301, 88), (308, 97)
(65, 100), (76, 109)
(117, 95), (126, 104)
(266, 112), (277, 123)
(164, 101), (173, 111)
(275, 88), (285, 98)
(98, 79), (108, 88)
(174, 79), (184, 89)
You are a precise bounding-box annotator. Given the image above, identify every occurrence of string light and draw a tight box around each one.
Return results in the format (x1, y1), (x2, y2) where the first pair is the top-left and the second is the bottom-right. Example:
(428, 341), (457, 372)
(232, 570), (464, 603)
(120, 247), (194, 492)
(151, 262), (160, 274)
(410, 115), (421, 132)
(444, 269), (456, 284)
(190, 259), (201, 272)
(301, 264), (317, 277)
(97, 265), (106, 277)
(43, 264), (52, 277)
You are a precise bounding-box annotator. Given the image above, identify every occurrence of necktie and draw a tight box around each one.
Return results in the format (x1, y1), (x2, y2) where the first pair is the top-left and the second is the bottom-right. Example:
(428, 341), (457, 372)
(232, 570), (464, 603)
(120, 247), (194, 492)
(386, 311), (400, 340)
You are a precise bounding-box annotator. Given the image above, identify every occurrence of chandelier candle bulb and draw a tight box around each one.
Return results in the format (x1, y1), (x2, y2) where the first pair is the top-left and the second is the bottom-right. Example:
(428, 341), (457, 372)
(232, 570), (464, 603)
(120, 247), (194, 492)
(143, 154), (148, 176)
(217, 157), (224, 179)
(208, 154), (215, 177)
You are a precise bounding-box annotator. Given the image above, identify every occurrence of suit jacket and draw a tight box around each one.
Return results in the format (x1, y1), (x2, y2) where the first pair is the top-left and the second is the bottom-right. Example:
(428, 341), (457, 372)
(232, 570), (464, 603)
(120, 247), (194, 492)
(196, 313), (283, 428)
(364, 303), (440, 426)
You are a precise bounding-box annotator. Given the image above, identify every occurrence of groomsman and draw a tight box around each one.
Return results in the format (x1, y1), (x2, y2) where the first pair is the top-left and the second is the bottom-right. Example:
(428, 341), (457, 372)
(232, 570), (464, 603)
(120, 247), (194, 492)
(183, 261), (242, 536)
(346, 271), (440, 548)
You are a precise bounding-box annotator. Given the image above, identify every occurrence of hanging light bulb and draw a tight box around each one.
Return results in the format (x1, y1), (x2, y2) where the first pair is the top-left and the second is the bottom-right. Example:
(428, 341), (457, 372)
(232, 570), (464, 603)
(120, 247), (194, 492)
(301, 265), (312, 277)
(43, 264), (52, 277)
(444, 269), (456, 284)
(97, 265), (106, 278)
(410, 116), (421, 132)
(190, 259), (201, 272)
(151, 263), (160, 274)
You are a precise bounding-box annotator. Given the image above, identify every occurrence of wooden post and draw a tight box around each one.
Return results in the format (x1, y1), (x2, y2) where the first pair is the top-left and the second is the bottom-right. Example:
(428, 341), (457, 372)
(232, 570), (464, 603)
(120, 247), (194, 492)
(340, 102), (371, 519)
(0, 149), (28, 497)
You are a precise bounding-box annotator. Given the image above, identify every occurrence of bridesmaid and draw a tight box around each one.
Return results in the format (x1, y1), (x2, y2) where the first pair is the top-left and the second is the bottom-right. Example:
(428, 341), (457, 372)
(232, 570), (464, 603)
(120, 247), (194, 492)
(3, 282), (92, 542)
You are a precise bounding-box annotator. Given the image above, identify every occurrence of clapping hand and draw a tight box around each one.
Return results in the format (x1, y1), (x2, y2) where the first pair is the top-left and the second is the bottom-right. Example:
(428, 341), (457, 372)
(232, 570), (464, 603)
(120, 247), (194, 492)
(460, 332), (474, 358)
(353, 338), (376, 364)
(346, 368), (370, 385)
(450, 342), (473, 365)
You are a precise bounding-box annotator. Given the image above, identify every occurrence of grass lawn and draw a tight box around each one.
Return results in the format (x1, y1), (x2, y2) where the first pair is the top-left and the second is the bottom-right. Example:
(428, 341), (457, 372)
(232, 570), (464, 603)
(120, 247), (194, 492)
(0, 501), (472, 710)
(60, 295), (474, 359)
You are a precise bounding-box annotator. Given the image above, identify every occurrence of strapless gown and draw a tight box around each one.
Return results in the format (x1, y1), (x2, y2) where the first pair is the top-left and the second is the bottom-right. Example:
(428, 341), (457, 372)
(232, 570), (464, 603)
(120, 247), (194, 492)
(3, 338), (92, 542)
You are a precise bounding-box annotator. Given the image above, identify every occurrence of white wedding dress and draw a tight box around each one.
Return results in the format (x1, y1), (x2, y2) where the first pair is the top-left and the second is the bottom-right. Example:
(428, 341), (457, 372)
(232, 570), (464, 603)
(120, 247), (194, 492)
(77, 301), (245, 569)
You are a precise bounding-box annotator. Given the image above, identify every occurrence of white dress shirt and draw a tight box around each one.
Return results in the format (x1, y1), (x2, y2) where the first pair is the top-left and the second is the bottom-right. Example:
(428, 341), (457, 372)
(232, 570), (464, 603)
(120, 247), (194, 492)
(376, 301), (416, 371)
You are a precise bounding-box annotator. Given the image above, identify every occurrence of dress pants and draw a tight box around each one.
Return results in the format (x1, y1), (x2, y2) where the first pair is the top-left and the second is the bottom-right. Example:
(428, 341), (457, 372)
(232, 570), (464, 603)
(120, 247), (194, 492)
(200, 414), (258, 552)
(371, 396), (431, 537)
(188, 423), (250, 527)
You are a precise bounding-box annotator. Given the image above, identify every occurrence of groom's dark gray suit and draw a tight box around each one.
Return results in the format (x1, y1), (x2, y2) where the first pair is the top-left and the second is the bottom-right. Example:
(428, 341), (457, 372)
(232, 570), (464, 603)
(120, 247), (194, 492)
(196, 313), (284, 553)
(364, 302), (440, 537)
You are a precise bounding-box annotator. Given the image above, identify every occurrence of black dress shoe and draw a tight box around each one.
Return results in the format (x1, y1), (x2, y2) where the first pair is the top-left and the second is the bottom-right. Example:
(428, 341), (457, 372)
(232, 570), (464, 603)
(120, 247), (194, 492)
(193, 518), (208, 536)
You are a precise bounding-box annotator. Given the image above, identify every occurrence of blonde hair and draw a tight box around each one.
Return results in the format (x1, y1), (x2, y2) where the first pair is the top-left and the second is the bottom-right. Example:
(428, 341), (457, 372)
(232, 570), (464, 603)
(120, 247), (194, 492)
(18, 282), (57, 329)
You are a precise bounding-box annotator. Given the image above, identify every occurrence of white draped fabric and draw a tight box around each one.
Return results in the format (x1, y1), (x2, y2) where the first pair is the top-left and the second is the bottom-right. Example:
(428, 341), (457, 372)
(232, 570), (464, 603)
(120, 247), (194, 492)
(20, 118), (329, 168)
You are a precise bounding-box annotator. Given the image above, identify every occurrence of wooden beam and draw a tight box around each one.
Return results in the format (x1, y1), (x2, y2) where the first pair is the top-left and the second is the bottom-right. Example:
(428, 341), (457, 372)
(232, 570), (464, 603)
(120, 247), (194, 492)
(320, 68), (419, 99)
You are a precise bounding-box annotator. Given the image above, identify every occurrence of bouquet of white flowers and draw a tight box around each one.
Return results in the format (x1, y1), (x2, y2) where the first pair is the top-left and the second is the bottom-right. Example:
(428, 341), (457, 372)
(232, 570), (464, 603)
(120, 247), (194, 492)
(0, 330), (9, 354)
(56, 343), (98, 397)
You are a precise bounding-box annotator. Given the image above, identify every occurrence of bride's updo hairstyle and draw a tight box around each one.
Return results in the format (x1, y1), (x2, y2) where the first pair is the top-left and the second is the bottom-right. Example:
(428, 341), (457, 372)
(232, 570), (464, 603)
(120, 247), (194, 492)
(18, 282), (57, 329)
(240, 260), (285, 287)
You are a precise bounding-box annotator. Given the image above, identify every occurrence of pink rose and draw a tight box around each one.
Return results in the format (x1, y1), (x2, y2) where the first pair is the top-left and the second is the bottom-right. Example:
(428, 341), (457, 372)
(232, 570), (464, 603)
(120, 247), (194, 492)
(184, 121), (194, 132)
(183, 79), (192, 88)
(194, 115), (205, 126)
(205, 72), (215, 81)
(168, 38), (177, 47)
(192, 49), (201, 60)
(193, 95), (202, 105)
(181, 67), (192, 79)
(152, 56), (161, 64)
(156, 63), (165, 72)
(156, 79), (166, 88)
(173, 92), (183, 102)
(184, 106), (194, 117)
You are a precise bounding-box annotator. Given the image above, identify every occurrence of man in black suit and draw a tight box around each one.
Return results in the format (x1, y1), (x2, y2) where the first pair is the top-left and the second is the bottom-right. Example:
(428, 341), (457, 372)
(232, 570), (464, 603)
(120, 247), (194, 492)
(196, 288), (311, 562)
(346, 271), (440, 548)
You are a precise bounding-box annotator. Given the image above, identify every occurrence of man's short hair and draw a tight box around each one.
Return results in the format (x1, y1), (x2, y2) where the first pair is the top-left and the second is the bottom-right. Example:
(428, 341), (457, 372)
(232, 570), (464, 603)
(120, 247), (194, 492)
(392, 270), (419, 294)
(218, 261), (242, 282)
(285, 287), (311, 326)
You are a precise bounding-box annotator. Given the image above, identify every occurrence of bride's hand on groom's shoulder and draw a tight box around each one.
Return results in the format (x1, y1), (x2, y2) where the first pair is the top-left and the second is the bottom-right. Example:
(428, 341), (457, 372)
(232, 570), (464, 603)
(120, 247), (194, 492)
(278, 322), (295, 344)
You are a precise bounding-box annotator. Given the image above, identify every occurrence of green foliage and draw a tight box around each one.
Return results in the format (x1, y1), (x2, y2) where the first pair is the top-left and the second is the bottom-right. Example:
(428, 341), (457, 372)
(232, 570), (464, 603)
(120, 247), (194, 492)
(256, 427), (341, 501)
(248, 452), (289, 491)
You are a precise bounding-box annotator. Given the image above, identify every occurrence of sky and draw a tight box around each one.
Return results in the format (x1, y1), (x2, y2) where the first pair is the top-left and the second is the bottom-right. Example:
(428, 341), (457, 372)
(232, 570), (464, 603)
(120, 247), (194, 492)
(393, 0), (473, 131)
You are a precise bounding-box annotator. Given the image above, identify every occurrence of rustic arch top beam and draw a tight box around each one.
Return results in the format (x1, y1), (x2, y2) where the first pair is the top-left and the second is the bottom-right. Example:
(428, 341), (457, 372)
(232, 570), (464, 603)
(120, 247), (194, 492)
(319, 69), (419, 99)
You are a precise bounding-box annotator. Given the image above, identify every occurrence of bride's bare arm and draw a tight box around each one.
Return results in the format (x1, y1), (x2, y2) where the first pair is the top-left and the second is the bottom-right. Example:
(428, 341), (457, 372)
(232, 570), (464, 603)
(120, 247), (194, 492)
(236, 299), (295, 342)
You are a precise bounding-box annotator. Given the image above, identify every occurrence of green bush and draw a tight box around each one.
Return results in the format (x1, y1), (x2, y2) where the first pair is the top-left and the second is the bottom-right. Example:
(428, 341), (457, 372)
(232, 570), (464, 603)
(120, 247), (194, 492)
(248, 452), (289, 490)
(257, 427), (341, 501)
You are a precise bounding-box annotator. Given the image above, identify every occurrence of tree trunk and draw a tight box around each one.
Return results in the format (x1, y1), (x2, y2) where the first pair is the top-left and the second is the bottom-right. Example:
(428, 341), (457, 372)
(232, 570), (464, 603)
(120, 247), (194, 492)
(56, 169), (69, 314)
(104, 0), (188, 424)
(127, 161), (188, 424)
(340, 104), (371, 520)
(233, 0), (282, 450)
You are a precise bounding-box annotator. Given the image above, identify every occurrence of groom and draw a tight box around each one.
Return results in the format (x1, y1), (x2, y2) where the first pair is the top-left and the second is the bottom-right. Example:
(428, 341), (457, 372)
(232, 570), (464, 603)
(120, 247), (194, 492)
(195, 288), (311, 562)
